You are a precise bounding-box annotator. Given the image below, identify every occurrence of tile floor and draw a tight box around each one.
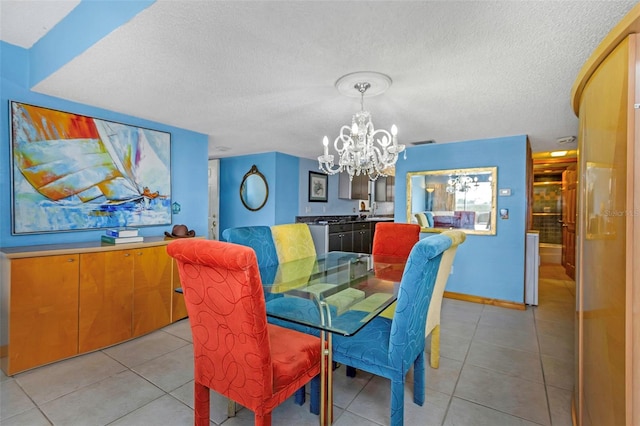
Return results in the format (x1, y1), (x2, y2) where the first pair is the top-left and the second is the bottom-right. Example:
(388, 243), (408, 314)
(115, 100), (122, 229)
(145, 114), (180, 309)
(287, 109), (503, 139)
(1, 263), (575, 425)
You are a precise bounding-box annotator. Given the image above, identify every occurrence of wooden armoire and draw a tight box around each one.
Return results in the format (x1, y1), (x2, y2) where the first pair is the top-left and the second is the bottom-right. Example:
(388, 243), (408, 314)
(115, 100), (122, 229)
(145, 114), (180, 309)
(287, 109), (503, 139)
(570, 4), (640, 425)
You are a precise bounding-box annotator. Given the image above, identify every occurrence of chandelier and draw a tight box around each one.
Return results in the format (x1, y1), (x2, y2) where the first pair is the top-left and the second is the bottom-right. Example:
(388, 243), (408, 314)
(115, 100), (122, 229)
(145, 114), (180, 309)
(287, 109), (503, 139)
(446, 173), (478, 193)
(318, 73), (405, 181)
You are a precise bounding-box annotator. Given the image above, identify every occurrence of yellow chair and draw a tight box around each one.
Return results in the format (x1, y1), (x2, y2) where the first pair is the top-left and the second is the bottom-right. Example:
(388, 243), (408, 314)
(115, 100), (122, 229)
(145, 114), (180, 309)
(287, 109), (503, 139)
(353, 230), (466, 368)
(424, 230), (465, 368)
(271, 223), (317, 263)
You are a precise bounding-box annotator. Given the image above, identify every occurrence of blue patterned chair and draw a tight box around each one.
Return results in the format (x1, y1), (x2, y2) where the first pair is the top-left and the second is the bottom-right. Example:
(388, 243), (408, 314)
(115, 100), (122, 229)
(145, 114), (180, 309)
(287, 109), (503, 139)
(221, 225), (317, 412)
(222, 226), (279, 268)
(331, 233), (452, 426)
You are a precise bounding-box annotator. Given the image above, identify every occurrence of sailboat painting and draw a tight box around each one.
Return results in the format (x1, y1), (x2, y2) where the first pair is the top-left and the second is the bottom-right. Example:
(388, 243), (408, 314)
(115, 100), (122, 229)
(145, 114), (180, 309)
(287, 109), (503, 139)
(10, 101), (172, 234)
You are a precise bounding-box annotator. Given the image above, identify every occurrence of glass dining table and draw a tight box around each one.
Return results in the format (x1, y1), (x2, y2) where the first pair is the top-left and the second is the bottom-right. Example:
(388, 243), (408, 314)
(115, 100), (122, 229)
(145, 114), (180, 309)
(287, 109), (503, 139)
(259, 251), (408, 426)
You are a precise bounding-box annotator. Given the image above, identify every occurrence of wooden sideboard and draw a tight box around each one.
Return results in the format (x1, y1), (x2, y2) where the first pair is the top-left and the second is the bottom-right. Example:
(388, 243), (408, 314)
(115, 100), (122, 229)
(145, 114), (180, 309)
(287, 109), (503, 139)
(0, 236), (188, 375)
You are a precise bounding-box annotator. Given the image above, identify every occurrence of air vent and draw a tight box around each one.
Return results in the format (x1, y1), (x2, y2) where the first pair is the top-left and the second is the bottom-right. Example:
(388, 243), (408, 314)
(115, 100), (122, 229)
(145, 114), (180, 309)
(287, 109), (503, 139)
(411, 140), (436, 145)
(556, 136), (576, 145)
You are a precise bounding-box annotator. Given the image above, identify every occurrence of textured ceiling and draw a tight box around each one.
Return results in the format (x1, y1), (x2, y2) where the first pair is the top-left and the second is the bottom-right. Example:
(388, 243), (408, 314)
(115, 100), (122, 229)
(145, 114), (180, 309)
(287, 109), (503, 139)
(1, 1), (637, 160)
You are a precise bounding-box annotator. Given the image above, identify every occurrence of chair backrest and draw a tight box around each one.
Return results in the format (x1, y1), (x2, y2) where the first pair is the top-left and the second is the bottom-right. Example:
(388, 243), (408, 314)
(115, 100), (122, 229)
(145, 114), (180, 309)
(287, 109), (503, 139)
(167, 239), (273, 409)
(425, 230), (466, 336)
(372, 222), (421, 258)
(414, 213), (429, 228)
(222, 226), (279, 268)
(388, 233), (452, 372)
(271, 223), (317, 263)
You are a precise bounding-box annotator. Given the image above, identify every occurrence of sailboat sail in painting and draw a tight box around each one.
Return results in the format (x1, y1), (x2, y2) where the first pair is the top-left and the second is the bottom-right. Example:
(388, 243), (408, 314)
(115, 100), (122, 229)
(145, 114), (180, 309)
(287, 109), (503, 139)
(10, 101), (172, 234)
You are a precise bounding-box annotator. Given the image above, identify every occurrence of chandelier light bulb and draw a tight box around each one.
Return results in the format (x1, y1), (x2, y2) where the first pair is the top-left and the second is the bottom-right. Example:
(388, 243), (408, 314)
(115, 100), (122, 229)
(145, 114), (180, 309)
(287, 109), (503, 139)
(391, 124), (397, 136)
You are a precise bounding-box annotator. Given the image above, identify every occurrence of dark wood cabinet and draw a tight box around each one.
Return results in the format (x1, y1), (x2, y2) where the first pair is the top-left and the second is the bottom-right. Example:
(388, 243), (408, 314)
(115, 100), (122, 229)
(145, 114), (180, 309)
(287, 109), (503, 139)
(374, 176), (395, 202)
(338, 172), (370, 200)
(328, 223), (354, 252)
(352, 222), (372, 254)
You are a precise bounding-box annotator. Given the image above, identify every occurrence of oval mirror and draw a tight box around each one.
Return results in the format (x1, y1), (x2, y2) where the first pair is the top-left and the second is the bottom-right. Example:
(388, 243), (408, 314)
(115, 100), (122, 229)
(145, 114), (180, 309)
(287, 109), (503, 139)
(240, 165), (269, 211)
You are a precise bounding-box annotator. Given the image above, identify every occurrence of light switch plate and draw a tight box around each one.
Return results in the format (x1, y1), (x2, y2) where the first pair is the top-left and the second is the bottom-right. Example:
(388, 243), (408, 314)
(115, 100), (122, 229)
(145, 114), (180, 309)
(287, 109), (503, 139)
(499, 188), (511, 196)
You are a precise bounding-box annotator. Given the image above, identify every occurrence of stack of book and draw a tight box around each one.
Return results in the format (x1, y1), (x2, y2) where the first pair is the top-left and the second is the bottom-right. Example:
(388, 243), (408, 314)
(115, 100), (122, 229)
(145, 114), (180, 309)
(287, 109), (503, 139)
(101, 227), (144, 244)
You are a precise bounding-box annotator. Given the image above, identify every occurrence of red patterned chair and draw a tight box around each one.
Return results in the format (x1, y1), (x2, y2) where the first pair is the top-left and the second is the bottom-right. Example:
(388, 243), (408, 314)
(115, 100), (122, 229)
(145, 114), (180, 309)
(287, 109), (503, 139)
(372, 222), (421, 257)
(167, 239), (322, 426)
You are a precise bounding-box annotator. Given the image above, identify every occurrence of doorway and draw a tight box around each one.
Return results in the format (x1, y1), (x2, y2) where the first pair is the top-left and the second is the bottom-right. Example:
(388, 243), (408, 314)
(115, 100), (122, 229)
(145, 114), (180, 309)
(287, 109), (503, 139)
(208, 159), (219, 240)
(532, 157), (577, 279)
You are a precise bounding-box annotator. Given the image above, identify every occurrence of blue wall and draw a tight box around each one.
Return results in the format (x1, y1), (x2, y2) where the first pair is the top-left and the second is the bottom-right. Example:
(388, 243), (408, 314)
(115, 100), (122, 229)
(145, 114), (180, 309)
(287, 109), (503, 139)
(396, 136), (528, 303)
(219, 152), (301, 235)
(1, 37), (208, 247)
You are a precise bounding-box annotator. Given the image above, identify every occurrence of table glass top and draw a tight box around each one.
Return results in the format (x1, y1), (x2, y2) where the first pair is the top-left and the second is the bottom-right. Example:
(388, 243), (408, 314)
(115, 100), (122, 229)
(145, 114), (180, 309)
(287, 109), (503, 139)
(261, 251), (407, 336)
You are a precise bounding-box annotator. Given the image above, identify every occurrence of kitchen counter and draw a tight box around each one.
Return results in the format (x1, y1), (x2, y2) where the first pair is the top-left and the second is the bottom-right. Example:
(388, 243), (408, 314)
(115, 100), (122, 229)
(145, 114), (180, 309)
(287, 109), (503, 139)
(296, 215), (394, 225)
(299, 216), (394, 254)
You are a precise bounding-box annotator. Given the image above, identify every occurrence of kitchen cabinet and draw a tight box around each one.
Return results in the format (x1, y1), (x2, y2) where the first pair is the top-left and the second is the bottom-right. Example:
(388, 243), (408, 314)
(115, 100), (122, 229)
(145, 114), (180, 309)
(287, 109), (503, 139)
(338, 172), (370, 200)
(309, 221), (377, 255)
(374, 176), (395, 202)
(328, 223), (354, 252)
(2, 254), (79, 375)
(0, 237), (183, 375)
(352, 222), (372, 253)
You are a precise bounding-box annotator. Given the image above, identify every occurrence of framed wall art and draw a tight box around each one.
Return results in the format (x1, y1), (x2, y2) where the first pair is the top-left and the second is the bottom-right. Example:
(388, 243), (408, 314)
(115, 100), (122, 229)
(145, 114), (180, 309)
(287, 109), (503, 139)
(308, 171), (328, 202)
(10, 101), (172, 234)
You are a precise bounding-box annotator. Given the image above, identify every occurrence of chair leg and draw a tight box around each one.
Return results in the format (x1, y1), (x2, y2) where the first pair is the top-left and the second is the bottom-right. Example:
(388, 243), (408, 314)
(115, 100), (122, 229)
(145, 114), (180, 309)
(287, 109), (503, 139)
(227, 399), (236, 417)
(390, 379), (405, 426)
(346, 365), (357, 377)
(430, 324), (440, 369)
(310, 375), (321, 415)
(294, 386), (306, 406)
(255, 412), (272, 426)
(413, 351), (425, 406)
(194, 382), (210, 426)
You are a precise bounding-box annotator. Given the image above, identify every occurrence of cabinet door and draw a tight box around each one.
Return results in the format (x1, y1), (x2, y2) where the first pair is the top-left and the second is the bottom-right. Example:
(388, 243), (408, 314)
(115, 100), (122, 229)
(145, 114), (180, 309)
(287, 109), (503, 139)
(9, 255), (79, 374)
(339, 173), (371, 200)
(342, 230), (355, 252)
(171, 259), (188, 322)
(132, 246), (172, 337)
(374, 177), (387, 202)
(353, 229), (372, 254)
(328, 233), (344, 252)
(354, 174), (370, 200)
(79, 250), (134, 353)
(386, 176), (395, 202)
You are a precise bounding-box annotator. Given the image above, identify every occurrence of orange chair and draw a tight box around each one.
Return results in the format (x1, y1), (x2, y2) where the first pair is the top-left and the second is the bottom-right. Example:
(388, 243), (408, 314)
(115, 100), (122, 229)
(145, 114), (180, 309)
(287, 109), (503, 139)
(372, 222), (421, 257)
(167, 239), (322, 426)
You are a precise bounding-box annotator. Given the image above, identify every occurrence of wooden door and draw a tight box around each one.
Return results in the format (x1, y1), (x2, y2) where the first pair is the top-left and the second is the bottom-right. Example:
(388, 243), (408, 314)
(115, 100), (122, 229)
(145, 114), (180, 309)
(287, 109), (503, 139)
(561, 166), (577, 279)
(9, 255), (79, 374)
(132, 246), (172, 337)
(79, 250), (134, 352)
